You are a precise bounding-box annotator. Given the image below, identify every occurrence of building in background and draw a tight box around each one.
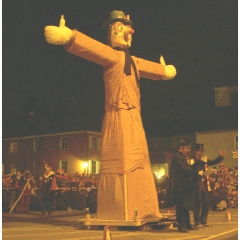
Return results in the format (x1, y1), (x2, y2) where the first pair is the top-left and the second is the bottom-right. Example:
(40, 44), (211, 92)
(195, 129), (238, 170)
(148, 133), (195, 179)
(214, 86), (237, 107)
(148, 128), (238, 178)
(3, 128), (237, 179)
(2, 130), (101, 177)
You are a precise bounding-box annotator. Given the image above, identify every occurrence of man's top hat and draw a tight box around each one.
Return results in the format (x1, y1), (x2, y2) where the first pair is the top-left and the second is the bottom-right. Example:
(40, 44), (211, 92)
(195, 144), (205, 151)
(102, 10), (133, 31)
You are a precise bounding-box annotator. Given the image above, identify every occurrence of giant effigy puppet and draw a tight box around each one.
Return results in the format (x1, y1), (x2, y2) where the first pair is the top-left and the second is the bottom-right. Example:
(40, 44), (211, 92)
(44, 10), (177, 221)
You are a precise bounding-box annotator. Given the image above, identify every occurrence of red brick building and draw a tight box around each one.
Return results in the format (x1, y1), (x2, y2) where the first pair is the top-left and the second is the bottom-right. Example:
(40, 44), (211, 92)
(2, 130), (101, 177)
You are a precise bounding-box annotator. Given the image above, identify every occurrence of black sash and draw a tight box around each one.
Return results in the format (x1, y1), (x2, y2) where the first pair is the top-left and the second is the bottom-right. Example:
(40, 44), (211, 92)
(114, 47), (139, 87)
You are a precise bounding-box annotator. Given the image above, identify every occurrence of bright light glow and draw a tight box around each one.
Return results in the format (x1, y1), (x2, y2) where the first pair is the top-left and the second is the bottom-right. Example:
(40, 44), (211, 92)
(153, 165), (166, 179)
(82, 162), (88, 168)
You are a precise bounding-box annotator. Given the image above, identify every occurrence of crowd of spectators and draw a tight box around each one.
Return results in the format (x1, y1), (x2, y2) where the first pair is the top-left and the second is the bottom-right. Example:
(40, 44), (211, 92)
(2, 163), (238, 213)
(209, 164), (238, 210)
(155, 164), (238, 210)
(2, 169), (98, 213)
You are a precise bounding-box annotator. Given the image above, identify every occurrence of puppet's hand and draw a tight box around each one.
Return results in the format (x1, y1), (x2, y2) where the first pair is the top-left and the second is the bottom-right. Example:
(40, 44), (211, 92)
(163, 65), (177, 80)
(44, 15), (73, 45)
(160, 55), (177, 80)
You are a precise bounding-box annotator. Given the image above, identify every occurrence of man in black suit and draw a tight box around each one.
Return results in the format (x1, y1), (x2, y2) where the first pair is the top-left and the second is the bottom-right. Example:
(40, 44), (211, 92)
(191, 144), (225, 227)
(168, 139), (199, 233)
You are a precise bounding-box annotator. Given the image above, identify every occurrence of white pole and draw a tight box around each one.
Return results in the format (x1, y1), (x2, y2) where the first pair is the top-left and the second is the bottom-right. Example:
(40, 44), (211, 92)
(123, 173), (128, 221)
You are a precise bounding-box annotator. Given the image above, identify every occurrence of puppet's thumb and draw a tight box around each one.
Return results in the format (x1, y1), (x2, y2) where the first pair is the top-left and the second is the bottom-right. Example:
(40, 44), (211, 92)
(160, 55), (166, 66)
(59, 15), (65, 28)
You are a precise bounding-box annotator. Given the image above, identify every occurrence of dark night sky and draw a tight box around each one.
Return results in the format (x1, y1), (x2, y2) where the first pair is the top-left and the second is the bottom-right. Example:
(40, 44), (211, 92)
(2, 0), (238, 137)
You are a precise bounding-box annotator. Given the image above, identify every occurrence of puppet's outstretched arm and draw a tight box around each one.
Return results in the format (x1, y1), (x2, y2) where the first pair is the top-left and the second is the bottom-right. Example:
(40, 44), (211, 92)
(44, 15), (73, 45)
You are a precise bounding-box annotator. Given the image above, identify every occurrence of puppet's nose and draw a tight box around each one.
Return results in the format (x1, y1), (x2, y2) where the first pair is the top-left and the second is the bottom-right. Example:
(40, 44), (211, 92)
(129, 28), (134, 34)
(124, 26), (134, 35)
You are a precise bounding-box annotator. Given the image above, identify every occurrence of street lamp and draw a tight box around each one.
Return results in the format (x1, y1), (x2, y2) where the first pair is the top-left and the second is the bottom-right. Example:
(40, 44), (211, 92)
(82, 161), (89, 175)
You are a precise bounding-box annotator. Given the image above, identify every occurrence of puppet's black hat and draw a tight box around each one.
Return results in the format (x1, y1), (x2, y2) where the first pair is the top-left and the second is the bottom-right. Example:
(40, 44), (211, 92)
(102, 10), (133, 31)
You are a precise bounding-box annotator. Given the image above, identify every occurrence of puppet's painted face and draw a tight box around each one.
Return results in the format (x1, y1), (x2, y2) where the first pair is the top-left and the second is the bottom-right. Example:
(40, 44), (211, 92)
(109, 21), (134, 48)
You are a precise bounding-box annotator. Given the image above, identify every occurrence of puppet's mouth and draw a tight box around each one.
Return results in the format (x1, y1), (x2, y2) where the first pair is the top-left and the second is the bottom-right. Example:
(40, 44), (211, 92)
(124, 34), (129, 42)
(123, 33), (128, 42)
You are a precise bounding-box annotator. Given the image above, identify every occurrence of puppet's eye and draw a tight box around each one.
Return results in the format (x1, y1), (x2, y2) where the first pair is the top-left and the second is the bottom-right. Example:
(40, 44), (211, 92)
(117, 24), (123, 32)
(118, 26), (123, 31)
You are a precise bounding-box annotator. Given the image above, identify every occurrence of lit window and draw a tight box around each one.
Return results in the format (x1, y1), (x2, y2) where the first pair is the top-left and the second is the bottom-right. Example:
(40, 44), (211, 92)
(60, 137), (68, 150)
(34, 139), (42, 152)
(91, 160), (97, 174)
(59, 160), (67, 173)
(10, 142), (17, 153)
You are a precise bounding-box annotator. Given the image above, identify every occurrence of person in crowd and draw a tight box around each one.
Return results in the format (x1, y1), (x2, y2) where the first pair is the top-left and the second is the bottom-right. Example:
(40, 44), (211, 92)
(168, 138), (200, 233)
(227, 188), (238, 208)
(18, 170), (35, 213)
(191, 144), (226, 228)
(228, 172), (238, 193)
(68, 174), (80, 210)
(84, 175), (94, 187)
(210, 167), (218, 178)
(29, 175), (38, 211)
(8, 173), (18, 212)
(212, 181), (228, 211)
(36, 176), (43, 189)
(209, 174), (217, 190)
(2, 174), (12, 212)
(233, 166), (238, 191)
(216, 163), (231, 189)
(30, 175), (37, 194)
(156, 187), (168, 208)
(93, 176), (98, 187)
(55, 168), (66, 188)
(34, 176), (43, 211)
(159, 174), (169, 191)
(13, 171), (22, 203)
(228, 168), (233, 176)
(79, 174), (87, 188)
(233, 166), (238, 178)
(55, 170), (70, 210)
(40, 162), (56, 216)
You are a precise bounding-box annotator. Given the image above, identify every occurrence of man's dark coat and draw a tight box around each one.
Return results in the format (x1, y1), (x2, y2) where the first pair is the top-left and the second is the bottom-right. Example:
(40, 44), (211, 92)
(168, 151), (200, 211)
(191, 155), (224, 203)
